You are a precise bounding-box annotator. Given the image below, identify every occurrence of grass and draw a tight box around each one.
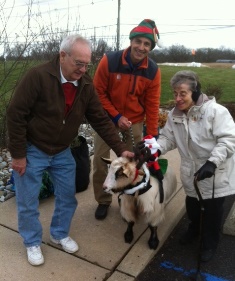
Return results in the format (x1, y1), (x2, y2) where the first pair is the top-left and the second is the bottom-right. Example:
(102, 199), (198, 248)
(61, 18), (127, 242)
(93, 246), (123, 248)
(159, 64), (235, 105)
(0, 61), (235, 145)
(1, 61), (235, 107)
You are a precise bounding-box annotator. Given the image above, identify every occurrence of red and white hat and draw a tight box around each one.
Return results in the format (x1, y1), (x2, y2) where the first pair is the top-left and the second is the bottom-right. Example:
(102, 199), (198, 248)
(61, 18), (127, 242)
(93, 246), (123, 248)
(143, 135), (160, 154)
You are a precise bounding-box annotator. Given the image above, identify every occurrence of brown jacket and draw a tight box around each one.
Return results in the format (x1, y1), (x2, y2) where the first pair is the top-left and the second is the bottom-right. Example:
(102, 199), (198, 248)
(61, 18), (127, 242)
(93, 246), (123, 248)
(7, 55), (127, 158)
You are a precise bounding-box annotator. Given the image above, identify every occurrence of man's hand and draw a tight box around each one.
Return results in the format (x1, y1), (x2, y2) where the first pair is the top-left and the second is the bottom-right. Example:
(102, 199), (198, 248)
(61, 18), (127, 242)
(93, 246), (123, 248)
(118, 116), (132, 131)
(194, 160), (216, 181)
(12, 157), (27, 176)
(121, 151), (134, 158)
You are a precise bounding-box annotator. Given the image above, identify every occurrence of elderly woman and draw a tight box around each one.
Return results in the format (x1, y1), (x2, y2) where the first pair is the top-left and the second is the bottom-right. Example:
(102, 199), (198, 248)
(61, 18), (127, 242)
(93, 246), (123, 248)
(157, 70), (235, 262)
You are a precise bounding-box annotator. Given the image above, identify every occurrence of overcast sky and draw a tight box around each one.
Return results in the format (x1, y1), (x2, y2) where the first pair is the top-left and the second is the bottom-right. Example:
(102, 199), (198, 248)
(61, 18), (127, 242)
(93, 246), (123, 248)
(2, 0), (235, 50)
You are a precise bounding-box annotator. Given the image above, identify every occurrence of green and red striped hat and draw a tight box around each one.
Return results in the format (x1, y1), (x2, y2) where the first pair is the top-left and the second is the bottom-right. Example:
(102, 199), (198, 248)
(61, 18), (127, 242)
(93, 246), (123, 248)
(129, 19), (162, 50)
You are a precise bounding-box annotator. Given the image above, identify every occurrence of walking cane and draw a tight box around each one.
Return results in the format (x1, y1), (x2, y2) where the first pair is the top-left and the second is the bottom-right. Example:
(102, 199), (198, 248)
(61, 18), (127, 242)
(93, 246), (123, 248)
(190, 176), (205, 281)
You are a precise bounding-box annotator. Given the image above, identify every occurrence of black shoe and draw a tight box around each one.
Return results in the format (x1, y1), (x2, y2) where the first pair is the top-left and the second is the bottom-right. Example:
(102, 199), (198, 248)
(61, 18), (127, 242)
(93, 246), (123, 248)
(95, 204), (110, 220)
(201, 248), (216, 262)
(179, 231), (198, 245)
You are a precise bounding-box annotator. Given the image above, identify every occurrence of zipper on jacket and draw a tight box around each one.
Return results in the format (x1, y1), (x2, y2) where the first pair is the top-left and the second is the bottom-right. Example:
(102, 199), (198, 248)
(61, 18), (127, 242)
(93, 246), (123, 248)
(63, 119), (65, 124)
(129, 73), (137, 94)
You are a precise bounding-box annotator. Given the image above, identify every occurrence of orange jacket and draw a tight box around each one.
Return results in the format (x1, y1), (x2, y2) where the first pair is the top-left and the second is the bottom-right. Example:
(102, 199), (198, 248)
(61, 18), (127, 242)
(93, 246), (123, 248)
(93, 47), (161, 136)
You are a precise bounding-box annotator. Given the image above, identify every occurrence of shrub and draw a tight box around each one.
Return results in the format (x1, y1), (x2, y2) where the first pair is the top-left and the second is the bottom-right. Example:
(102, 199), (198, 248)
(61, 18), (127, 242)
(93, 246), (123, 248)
(204, 84), (223, 101)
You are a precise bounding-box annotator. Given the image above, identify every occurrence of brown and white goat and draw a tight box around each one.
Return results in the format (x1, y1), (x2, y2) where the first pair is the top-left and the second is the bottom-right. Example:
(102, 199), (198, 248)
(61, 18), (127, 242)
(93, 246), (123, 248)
(102, 148), (177, 250)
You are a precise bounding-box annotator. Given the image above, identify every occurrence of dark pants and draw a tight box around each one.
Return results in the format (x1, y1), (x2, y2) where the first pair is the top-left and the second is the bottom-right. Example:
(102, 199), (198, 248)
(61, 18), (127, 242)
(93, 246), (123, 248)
(186, 195), (225, 250)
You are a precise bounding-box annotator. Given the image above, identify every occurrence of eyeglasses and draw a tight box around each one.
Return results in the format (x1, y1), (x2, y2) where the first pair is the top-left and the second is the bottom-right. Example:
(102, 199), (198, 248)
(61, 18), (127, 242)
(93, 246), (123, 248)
(173, 93), (187, 99)
(173, 91), (191, 99)
(67, 53), (92, 70)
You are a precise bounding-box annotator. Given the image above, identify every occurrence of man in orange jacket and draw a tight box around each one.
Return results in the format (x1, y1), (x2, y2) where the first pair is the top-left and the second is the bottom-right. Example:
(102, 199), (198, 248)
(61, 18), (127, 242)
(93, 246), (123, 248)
(93, 19), (162, 219)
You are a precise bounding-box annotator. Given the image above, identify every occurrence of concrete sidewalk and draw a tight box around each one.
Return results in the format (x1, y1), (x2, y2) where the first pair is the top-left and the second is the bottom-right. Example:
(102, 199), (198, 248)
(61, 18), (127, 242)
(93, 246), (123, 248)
(0, 149), (185, 281)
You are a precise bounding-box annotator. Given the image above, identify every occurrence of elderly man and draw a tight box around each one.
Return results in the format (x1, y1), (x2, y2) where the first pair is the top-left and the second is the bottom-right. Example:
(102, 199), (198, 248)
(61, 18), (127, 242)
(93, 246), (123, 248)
(7, 34), (133, 266)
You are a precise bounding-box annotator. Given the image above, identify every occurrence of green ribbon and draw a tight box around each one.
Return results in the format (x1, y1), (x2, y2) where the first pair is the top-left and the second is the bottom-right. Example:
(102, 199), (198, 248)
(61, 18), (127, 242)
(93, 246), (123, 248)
(158, 158), (168, 175)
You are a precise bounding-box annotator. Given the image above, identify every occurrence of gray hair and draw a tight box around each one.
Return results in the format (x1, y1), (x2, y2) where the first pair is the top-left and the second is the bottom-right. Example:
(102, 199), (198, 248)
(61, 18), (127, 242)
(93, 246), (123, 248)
(170, 70), (200, 92)
(60, 34), (91, 53)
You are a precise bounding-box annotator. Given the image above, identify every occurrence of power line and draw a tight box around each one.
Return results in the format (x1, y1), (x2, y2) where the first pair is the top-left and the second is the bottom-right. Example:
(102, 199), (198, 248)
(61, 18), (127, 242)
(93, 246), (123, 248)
(161, 25), (235, 35)
(2, 0), (235, 49)
(4, 24), (235, 43)
(3, 0), (234, 22)
(2, 0), (114, 14)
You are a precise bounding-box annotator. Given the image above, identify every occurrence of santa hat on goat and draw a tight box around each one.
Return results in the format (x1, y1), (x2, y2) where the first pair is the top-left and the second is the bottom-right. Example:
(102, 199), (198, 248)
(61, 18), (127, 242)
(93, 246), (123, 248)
(143, 135), (161, 154)
(143, 135), (163, 183)
(129, 19), (163, 50)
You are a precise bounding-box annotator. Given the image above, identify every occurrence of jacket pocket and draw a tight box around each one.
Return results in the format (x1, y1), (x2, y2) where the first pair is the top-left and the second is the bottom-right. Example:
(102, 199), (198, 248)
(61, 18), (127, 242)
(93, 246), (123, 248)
(180, 161), (196, 196)
(214, 163), (229, 189)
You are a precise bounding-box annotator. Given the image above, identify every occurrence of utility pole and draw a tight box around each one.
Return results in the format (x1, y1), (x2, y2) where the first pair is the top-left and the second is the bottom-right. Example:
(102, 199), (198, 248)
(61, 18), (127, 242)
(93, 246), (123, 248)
(93, 26), (96, 49)
(116, 0), (121, 51)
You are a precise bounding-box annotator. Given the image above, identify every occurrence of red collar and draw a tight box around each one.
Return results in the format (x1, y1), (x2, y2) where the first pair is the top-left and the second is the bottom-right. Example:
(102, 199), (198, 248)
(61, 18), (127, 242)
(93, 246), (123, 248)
(132, 168), (139, 182)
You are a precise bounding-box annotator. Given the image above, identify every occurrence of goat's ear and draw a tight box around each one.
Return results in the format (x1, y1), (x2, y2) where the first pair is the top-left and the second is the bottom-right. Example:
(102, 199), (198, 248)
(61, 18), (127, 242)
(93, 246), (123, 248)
(101, 157), (112, 165)
(123, 167), (131, 178)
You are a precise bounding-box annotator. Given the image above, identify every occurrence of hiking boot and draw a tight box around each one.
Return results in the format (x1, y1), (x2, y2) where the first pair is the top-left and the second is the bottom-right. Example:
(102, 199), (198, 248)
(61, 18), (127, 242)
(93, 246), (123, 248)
(50, 236), (79, 253)
(26, 245), (44, 266)
(95, 204), (110, 220)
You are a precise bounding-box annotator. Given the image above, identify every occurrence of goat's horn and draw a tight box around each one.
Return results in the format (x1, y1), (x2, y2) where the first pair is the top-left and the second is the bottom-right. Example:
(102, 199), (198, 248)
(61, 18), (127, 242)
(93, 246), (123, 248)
(101, 157), (112, 164)
(134, 141), (145, 161)
(135, 147), (151, 170)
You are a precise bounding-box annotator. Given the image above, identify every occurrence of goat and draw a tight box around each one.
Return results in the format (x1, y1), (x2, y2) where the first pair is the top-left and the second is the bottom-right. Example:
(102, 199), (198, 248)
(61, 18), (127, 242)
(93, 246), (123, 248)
(102, 146), (177, 250)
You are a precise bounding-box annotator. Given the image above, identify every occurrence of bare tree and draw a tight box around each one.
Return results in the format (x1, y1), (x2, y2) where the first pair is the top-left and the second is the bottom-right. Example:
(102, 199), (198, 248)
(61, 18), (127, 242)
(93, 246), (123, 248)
(0, 0), (40, 146)
(0, 1), (70, 146)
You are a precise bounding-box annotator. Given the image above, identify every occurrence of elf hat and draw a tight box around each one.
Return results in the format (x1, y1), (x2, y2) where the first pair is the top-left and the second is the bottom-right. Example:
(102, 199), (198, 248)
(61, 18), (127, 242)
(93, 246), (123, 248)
(129, 19), (163, 50)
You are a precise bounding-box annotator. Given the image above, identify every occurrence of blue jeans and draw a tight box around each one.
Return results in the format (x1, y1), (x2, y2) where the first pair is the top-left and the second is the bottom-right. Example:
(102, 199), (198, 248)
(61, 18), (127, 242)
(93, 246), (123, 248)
(13, 143), (77, 247)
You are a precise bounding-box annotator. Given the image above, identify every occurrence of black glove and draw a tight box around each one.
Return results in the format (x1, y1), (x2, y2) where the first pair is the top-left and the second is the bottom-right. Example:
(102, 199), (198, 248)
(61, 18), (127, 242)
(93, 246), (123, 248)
(194, 160), (216, 181)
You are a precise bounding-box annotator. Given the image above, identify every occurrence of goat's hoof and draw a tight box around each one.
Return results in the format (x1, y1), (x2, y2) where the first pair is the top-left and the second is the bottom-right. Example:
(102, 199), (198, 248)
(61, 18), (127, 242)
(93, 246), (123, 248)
(124, 232), (133, 244)
(148, 239), (159, 250)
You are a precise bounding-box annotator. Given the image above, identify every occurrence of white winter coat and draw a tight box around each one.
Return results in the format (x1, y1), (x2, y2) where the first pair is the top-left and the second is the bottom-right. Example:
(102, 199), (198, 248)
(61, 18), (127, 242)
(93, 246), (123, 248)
(158, 94), (235, 199)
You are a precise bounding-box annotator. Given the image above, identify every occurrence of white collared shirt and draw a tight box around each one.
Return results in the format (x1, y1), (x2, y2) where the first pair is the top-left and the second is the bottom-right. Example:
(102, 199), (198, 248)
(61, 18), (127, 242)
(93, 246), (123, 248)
(60, 67), (78, 87)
